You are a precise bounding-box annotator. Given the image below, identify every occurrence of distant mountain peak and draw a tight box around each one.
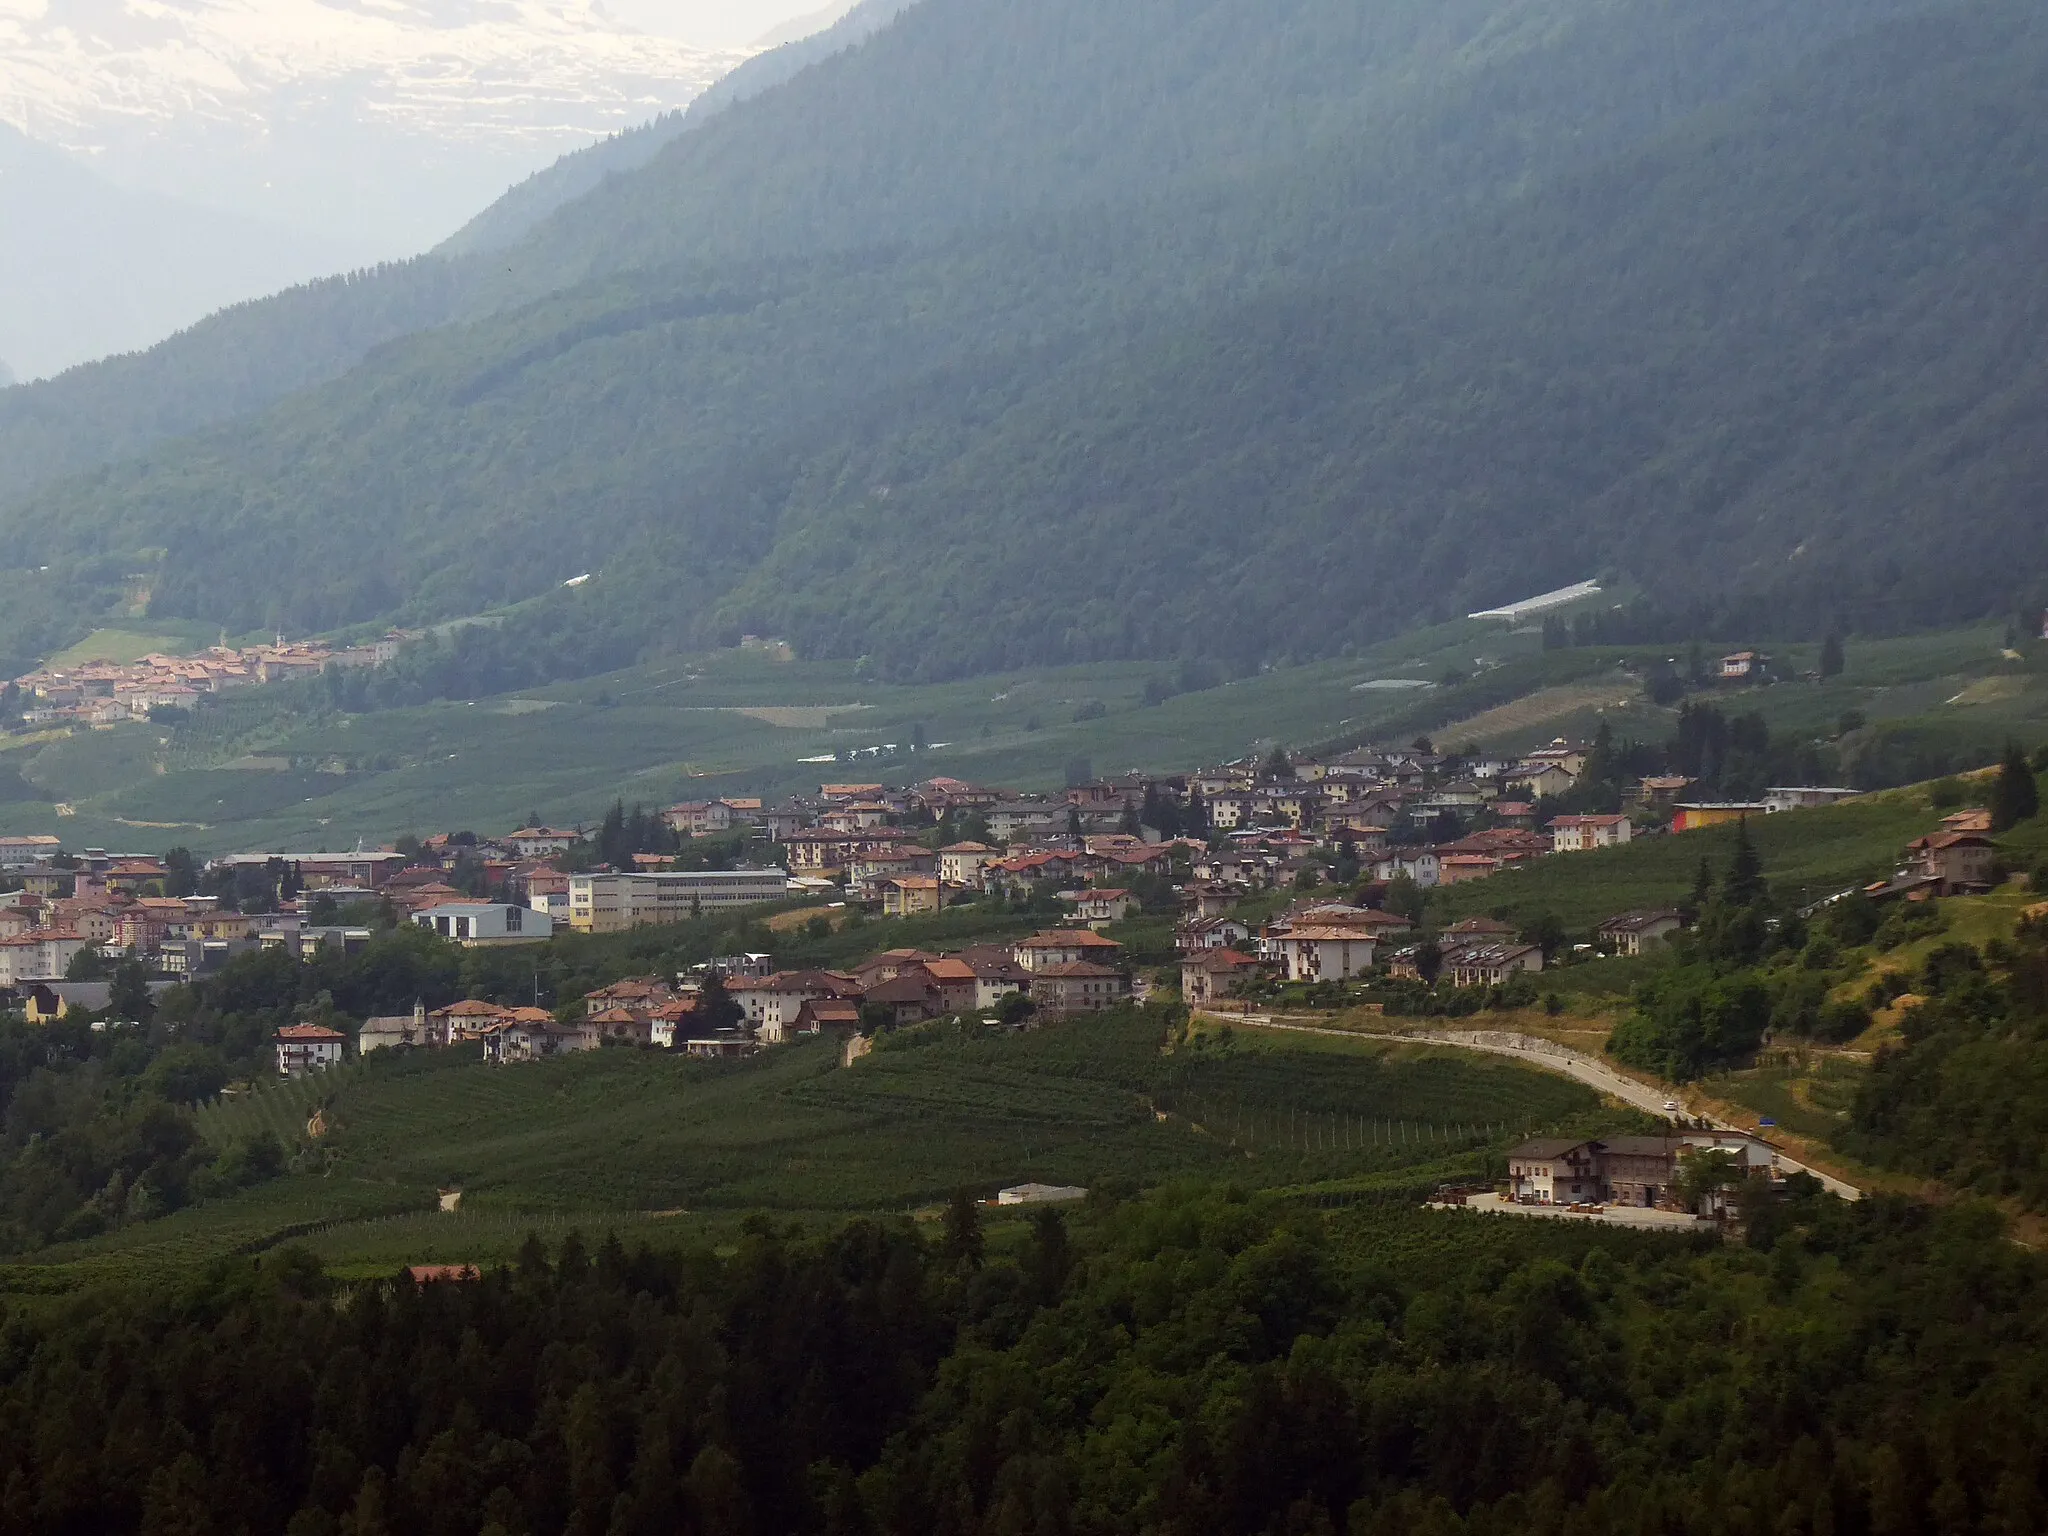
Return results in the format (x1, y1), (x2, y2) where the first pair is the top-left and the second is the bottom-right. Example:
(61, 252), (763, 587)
(0, 0), (755, 250)
(753, 0), (864, 50)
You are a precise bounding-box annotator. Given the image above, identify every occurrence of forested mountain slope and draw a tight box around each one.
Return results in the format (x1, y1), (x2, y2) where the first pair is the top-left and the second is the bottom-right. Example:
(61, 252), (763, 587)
(0, 0), (916, 503)
(0, 0), (1892, 510)
(438, 0), (920, 262)
(0, 0), (2037, 683)
(719, 0), (2048, 671)
(476, 0), (1934, 303)
(0, 259), (469, 506)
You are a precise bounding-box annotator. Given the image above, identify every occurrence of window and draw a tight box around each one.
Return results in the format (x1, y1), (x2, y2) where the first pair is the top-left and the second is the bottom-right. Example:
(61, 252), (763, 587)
(504, 906), (523, 933)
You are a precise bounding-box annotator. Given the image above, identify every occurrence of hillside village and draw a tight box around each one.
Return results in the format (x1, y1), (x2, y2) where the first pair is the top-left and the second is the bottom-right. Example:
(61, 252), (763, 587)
(7, 634), (410, 728)
(2, 720), (2025, 1093)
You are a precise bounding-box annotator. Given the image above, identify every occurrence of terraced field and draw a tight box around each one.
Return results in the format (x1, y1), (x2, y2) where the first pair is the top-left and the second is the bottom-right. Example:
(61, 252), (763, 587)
(196, 1065), (362, 1150)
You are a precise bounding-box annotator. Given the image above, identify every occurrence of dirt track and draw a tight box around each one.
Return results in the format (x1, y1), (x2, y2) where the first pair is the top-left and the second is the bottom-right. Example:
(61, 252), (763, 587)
(1209, 1012), (1863, 1199)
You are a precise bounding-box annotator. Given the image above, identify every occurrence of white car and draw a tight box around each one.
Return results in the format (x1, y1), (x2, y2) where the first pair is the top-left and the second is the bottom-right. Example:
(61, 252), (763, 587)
(1662, 1100), (1681, 1112)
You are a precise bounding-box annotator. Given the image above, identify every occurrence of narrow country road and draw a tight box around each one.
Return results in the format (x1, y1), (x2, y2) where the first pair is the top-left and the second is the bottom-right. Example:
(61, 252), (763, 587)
(1219, 1013), (1863, 1200)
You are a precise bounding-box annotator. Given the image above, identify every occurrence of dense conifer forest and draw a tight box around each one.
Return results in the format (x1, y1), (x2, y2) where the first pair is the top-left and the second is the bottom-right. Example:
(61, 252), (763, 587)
(0, 1181), (2043, 1535)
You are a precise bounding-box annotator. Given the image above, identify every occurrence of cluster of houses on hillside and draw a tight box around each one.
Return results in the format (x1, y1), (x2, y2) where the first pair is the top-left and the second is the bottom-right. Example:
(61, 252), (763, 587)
(624, 752), (1869, 914)
(288, 926), (1133, 1073)
(0, 723), (1999, 1064)
(10, 635), (412, 728)
(0, 846), (567, 991)
(297, 874), (1708, 1076)
(1178, 903), (1688, 1005)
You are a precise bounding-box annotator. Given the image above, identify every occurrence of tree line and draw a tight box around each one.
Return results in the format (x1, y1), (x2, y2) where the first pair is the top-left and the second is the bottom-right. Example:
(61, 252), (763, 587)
(0, 1176), (2045, 1533)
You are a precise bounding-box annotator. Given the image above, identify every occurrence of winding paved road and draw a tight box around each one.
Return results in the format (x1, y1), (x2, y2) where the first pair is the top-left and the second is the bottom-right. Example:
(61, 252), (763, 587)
(1217, 1013), (1863, 1200)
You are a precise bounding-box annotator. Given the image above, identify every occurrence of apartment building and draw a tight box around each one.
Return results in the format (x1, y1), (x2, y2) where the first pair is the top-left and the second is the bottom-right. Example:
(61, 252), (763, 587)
(567, 869), (790, 933)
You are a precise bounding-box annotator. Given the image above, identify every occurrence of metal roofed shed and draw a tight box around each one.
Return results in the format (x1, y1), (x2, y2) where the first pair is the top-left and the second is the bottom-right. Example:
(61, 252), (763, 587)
(997, 1183), (1088, 1206)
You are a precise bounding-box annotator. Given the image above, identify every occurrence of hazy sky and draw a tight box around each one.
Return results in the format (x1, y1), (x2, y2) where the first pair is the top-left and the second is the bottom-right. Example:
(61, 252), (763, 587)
(605, 0), (849, 49)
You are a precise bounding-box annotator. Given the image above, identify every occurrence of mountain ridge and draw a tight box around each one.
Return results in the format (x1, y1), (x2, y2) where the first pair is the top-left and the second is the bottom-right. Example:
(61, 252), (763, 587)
(0, 0), (1927, 509)
(438, 0), (920, 261)
(0, 0), (751, 253)
(0, 0), (2040, 684)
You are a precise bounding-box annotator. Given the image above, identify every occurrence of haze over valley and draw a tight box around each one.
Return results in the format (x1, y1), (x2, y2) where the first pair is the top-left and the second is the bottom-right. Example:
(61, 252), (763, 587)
(0, 0), (847, 377)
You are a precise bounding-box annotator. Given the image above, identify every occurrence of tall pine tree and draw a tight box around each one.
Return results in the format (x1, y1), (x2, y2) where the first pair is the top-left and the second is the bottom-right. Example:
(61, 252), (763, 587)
(1723, 819), (1766, 908)
(1991, 742), (2041, 832)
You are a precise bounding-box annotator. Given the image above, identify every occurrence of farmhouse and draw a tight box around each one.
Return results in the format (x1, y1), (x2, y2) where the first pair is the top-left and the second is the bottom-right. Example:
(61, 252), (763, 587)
(276, 1023), (346, 1077)
(1907, 830), (2001, 896)
(583, 977), (674, 1016)
(664, 801), (736, 837)
(477, 1019), (572, 1063)
(1178, 914), (1253, 952)
(1442, 942), (1544, 988)
(1180, 948), (1263, 1005)
(794, 998), (863, 1035)
(910, 958), (981, 1014)
(1635, 775), (1695, 812)
(861, 972), (946, 1027)
(587, 1007), (659, 1046)
(1719, 651), (1768, 681)
(1511, 763), (1578, 801)
(1031, 962), (1131, 1015)
(732, 971), (860, 1042)
(1548, 815), (1632, 853)
(1507, 1132), (1778, 1210)
(1013, 929), (1124, 973)
(1599, 910), (1686, 956)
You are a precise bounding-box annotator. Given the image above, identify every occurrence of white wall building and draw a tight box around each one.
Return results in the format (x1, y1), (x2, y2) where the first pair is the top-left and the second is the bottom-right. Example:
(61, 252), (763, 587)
(276, 1024), (346, 1077)
(411, 902), (555, 946)
(1549, 815), (1633, 853)
(0, 931), (91, 986)
(1269, 927), (1377, 983)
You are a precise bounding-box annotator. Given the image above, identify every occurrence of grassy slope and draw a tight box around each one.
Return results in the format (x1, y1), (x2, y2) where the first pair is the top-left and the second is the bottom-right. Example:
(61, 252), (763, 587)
(46, 622), (221, 668)
(1, 1011), (1604, 1287)
(1432, 790), (1939, 931)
